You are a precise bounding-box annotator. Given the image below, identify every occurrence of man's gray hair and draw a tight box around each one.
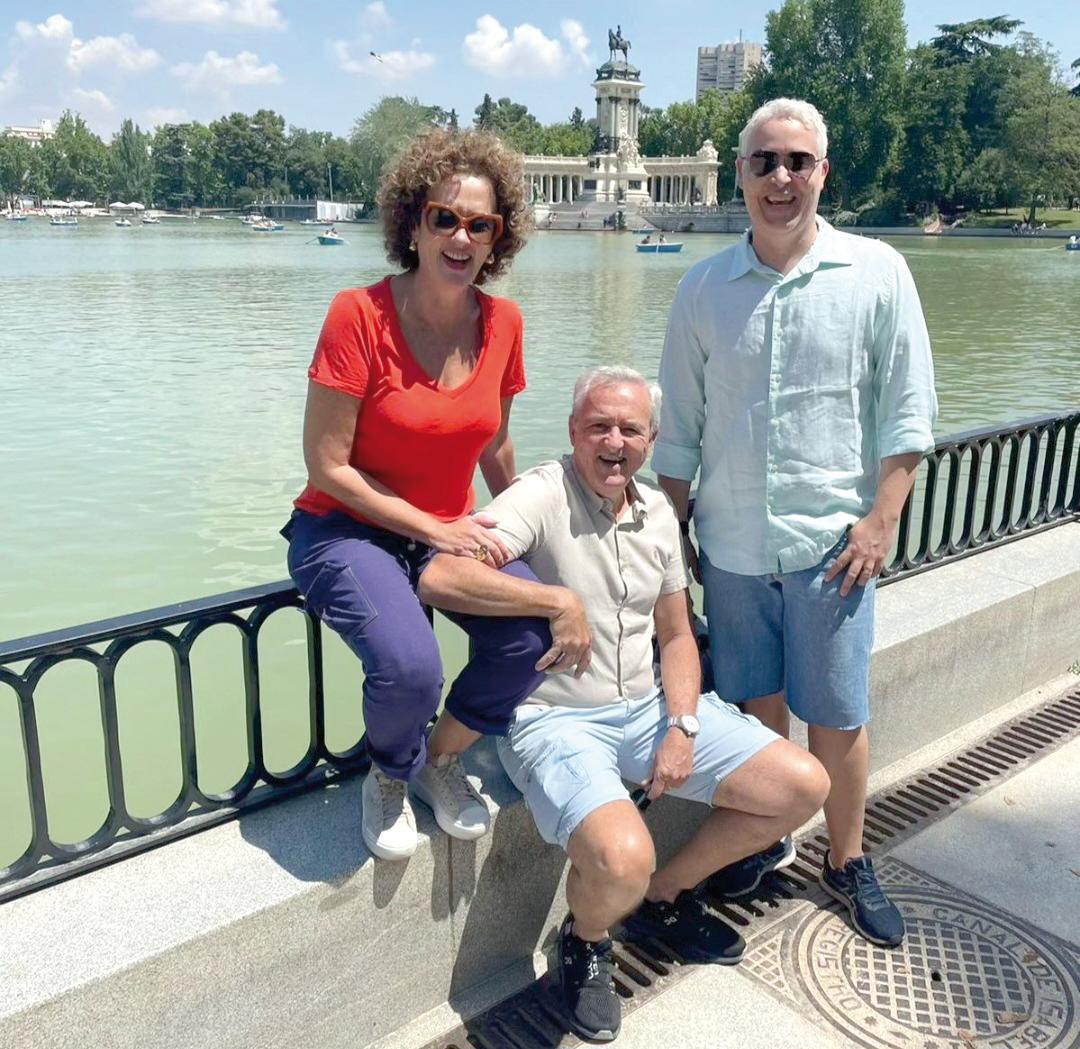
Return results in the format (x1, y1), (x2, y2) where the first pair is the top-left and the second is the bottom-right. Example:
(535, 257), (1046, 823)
(738, 98), (828, 159)
(571, 365), (662, 434)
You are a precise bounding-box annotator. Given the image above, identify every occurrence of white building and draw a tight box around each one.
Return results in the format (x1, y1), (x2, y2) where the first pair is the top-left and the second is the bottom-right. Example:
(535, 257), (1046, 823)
(2, 120), (55, 146)
(696, 41), (762, 99)
(522, 55), (719, 210)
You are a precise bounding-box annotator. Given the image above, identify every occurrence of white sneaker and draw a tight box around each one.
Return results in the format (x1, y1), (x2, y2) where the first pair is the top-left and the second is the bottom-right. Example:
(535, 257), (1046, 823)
(361, 768), (417, 860)
(411, 756), (491, 840)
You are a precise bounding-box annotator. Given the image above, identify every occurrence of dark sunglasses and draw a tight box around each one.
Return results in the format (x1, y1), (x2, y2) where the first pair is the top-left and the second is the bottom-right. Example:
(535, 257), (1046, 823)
(744, 150), (825, 179)
(422, 201), (504, 245)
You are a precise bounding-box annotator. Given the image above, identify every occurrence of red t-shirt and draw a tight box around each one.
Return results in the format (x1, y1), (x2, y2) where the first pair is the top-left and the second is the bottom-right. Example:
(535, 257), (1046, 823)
(294, 276), (526, 524)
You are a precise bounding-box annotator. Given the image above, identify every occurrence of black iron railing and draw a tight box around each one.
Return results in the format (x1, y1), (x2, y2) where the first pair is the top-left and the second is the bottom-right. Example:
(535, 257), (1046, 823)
(0, 583), (370, 904)
(879, 411), (1079, 583)
(1, 412), (1077, 903)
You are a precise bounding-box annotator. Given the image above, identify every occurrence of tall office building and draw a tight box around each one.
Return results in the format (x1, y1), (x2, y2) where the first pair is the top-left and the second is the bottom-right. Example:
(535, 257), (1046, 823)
(696, 41), (763, 99)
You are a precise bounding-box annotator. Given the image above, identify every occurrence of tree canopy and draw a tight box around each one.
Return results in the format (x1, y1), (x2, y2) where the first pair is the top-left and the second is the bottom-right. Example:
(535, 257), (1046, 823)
(5, 14), (1080, 222)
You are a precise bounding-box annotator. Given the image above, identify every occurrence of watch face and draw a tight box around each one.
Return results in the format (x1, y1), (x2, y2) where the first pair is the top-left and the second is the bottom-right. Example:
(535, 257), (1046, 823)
(682, 715), (701, 736)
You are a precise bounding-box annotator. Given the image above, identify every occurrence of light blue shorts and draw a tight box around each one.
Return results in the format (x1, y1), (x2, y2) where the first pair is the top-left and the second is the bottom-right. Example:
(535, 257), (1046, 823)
(701, 535), (875, 731)
(498, 690), (778, 849)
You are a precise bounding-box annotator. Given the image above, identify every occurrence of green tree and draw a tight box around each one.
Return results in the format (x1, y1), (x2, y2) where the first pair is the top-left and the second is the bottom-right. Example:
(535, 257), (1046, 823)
(150, 123), (186, 207)
(894, 46), (971, 208)
(39, 111), (109, 200)
(207, 109), (286, 203)
(929, 16), (1023, 64)
(956, 147), (1018, 212)
(109, 118), (152, 203)
(185, 123), (224, 205)
(350, 96), (444, 203)
(754, 0), (907, 208)
(149, 121), (222, 208)
(474, 94), (496, 131)
(536, 122), (592, 156)
(285, 126), (332, 198)
(0, 135), (39, 208)
(1004, 37), (1080, 222)
(471, 96), (544, 152)
(325, 135), (363, 200)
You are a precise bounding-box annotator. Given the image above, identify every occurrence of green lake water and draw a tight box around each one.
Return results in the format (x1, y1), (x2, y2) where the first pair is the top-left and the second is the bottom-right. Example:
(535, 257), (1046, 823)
(2, 218), (1079, 866)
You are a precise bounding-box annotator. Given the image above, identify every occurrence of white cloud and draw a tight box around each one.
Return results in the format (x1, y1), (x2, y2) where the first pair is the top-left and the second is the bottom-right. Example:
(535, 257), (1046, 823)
(361, 2), (392, 32)
(334, 40), (434, 81)
(146, 106), (190, 127)
(171, 50), (283, 93)
(72, 87), (114, 112)
(463, 15), (585, 78)
(15, 15), (74, 41)
(68, 34), (161, 74)
(561, 19), (591, 68)
(135, 0), (286, 30)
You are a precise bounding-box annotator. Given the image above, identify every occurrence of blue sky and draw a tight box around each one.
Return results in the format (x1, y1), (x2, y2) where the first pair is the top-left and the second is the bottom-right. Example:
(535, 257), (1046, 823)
(1, 1), (1077, 138)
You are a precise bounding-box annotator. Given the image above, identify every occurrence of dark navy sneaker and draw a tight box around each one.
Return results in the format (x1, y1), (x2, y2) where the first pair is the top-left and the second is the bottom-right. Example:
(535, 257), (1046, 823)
(819, 851), (906, 947)
(620, 891), (745, 964)
(554, 914), (621, 1043)
(703, 836), (797, 899)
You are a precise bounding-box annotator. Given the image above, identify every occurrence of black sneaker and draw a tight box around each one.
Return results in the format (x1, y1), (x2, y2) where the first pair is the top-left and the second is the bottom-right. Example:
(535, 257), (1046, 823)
(620, 891), (745, 964)
(703, 836), (797, 899)
(819, 850), (905, 947)
(554, 914), (621, 1043)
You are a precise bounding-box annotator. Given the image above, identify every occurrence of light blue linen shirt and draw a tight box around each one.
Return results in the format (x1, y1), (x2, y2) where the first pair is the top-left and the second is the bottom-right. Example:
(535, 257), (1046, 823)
(652, 219), (938, 575)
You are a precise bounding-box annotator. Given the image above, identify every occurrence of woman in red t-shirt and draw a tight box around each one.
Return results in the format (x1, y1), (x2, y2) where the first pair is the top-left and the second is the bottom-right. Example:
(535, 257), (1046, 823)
(285, 130), (576, 861)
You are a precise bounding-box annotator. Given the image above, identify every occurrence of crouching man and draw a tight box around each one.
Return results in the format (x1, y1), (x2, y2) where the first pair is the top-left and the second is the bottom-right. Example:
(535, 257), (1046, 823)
(419, 366), (829, 1043)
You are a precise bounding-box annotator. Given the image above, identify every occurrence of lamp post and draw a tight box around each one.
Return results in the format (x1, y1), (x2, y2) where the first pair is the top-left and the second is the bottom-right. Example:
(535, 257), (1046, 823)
(327, 163), (334, 202)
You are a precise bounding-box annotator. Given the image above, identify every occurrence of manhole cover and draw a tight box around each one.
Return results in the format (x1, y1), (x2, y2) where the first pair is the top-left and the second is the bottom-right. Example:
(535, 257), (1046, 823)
(744, 860), (1080, 1049)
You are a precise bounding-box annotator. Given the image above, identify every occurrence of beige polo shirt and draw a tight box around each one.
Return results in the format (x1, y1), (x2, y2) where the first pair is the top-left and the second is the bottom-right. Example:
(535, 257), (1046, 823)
(483, 456), (688, 709)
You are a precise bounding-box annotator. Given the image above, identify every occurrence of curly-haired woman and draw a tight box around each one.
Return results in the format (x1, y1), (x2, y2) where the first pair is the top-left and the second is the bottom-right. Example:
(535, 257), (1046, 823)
(284, 129), (588, 861)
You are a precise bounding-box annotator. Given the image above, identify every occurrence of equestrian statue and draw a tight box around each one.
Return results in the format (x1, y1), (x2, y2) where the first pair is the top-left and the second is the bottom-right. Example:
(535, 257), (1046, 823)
(608, 25), (631, 63)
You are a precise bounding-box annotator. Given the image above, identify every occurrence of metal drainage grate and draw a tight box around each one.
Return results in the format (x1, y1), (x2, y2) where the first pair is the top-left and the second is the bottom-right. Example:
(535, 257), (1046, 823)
(422, 687), (1080, 1049)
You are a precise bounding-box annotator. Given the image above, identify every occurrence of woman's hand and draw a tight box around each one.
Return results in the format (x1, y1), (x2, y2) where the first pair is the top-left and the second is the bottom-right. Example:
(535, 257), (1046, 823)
(430, 513), (512, 567)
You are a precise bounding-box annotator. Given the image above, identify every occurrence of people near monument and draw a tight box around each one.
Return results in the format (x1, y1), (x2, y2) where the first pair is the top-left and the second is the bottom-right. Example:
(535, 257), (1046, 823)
(654, 98), (937, 949)
(283, 129), (577, 862)
(417, 366), (830, 1042)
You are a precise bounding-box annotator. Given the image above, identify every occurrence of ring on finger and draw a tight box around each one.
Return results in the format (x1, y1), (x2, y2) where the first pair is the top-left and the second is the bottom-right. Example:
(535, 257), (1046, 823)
(474, 545), (489, 561)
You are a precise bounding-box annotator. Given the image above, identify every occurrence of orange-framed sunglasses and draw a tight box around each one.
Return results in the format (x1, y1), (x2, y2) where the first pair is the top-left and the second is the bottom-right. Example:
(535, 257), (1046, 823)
(421, 201), (504, 245)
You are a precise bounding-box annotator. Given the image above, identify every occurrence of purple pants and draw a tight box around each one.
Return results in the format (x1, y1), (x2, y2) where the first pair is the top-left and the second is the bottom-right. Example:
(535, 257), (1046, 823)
(284, 511), (551, 780)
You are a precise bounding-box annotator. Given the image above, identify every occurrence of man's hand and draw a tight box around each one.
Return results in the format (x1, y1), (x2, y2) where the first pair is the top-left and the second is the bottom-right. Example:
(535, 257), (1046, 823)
(824, 511), (897, 597)
(680, 532), (702, 585)
(534, 588), (592, 677)
(646, 728), (694, 800)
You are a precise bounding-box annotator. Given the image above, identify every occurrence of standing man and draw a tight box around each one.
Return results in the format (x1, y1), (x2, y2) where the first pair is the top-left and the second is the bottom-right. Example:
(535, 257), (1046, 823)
(654, 98), (937, 948)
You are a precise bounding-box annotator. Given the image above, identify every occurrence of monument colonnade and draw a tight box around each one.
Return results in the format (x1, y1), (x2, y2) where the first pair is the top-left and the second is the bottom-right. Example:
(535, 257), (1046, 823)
(521, 154), (720, 206)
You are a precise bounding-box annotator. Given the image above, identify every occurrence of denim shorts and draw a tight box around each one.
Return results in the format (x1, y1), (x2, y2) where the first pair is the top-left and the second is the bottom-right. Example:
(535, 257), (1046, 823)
(701, 536), (875, 730)
(497, 689), (778, 849)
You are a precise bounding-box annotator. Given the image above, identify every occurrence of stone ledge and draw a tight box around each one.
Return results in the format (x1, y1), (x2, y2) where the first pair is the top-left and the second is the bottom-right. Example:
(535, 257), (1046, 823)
(2, 523), (1078, 1049)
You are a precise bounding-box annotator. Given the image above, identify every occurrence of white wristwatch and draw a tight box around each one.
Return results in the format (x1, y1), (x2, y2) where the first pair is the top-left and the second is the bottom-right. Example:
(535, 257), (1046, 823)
(667, 714), (701, 739)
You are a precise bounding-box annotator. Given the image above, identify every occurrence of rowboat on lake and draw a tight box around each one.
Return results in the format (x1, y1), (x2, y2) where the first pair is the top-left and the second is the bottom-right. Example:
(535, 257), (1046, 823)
(251, 219), (285, 232)
(50, 216), (79, 227)
(318, 230), (345, 245)
(636, 241), (683, 253)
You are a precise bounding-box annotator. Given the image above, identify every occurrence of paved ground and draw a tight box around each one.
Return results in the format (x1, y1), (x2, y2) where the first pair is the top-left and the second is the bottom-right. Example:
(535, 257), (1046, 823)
(614, 736), (1080, 1049)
